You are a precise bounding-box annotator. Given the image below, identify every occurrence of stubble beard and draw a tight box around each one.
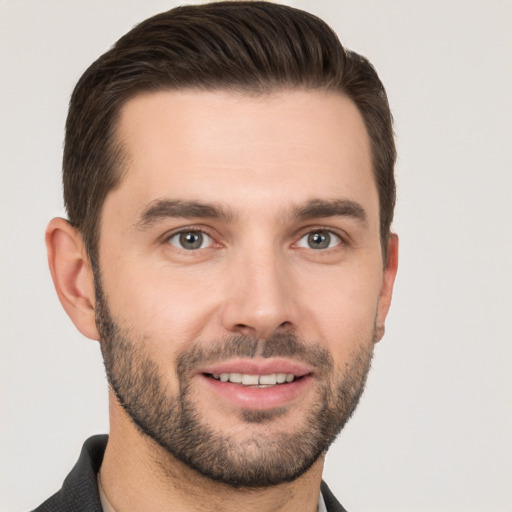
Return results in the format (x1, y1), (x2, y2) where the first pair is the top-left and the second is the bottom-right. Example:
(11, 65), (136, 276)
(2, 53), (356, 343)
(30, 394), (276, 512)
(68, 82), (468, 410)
(95, 280), (376, 488)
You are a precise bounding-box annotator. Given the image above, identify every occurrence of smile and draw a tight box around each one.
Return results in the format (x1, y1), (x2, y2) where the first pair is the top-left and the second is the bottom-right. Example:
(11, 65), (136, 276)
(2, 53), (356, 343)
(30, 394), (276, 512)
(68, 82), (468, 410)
(206, 372), (299, 387)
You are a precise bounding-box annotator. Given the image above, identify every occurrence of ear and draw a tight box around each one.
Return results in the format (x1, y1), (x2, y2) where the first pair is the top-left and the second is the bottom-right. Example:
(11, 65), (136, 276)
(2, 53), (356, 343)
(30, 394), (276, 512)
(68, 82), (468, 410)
(45, 218), (99, 340)
(375, 233), (399, 342)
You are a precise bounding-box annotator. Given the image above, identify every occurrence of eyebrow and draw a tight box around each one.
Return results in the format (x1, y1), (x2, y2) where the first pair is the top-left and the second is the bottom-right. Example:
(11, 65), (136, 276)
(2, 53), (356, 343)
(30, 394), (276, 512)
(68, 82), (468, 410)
(291, 199), (367, 224)
(133, 197), (367, 231)
(133, 199), (237, 230)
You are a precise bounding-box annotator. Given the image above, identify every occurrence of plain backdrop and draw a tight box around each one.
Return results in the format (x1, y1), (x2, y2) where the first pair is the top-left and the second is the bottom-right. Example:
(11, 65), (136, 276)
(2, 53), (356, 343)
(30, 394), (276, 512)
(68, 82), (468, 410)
(1, 1), (511, 511)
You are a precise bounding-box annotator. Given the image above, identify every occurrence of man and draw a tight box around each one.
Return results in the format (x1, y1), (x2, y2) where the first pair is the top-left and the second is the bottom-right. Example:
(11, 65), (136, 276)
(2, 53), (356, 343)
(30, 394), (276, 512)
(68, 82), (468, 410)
(37, 2), (398, 511)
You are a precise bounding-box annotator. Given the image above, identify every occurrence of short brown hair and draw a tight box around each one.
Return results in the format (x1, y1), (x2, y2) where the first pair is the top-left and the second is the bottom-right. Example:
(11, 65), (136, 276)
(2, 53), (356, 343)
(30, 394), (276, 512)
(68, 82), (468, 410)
(63, 1), (396, 268)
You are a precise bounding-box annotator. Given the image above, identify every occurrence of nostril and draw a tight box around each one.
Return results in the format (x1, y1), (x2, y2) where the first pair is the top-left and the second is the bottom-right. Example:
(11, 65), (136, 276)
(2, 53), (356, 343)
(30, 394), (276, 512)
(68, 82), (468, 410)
(233, 323), (254, 335)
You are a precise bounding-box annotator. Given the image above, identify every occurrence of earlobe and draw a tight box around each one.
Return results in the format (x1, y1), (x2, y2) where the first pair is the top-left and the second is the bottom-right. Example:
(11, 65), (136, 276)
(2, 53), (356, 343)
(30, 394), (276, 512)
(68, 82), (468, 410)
(45, 218), (100, 341)
(375, 234), (399, 342)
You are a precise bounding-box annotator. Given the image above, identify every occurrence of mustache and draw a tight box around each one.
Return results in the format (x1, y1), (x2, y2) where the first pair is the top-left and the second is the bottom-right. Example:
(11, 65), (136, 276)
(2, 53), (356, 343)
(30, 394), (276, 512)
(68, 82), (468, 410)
(176, 332), (333, 375)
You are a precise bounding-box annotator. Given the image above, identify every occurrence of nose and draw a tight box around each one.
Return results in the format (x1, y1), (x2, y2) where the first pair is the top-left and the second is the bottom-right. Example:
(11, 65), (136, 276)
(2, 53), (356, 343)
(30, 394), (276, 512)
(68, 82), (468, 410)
(220, 250), (299, 339)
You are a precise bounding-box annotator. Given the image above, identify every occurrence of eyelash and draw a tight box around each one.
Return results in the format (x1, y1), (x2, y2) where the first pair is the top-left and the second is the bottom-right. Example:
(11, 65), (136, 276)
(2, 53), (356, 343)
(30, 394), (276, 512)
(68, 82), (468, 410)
(166, 228), (217, 251)
(295, 229), (343, 250)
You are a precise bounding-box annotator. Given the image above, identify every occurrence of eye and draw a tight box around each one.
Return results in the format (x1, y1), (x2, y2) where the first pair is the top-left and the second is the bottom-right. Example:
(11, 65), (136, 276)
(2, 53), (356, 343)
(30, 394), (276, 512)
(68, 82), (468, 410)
(167, 230), (213, 250)
(296, 230), (341, 250)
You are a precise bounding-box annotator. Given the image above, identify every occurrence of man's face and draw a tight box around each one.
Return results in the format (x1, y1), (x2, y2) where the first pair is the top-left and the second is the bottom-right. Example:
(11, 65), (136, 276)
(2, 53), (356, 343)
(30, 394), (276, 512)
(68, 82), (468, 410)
(95, 90), (396, 486)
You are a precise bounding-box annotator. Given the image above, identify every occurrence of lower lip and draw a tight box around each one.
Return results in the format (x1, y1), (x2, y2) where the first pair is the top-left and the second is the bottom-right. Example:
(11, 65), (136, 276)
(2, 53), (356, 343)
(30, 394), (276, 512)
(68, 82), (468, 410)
(198, 374), (314, 410)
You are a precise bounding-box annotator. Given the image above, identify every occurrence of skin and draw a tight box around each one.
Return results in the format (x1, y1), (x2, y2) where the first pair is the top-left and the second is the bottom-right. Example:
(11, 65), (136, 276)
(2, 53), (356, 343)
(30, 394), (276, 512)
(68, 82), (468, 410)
(46, 89), (398, 512)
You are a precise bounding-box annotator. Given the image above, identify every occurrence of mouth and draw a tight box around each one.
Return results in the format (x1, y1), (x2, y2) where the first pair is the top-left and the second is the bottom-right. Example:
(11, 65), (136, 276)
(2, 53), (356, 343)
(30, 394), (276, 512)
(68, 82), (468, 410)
(204, 372), (303, 388)
(197, 360), (314, 410)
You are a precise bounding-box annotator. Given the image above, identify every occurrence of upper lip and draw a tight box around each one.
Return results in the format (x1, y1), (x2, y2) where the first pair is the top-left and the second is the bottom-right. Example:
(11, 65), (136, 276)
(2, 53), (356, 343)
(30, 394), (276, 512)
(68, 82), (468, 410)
(197, 358), (314, 377)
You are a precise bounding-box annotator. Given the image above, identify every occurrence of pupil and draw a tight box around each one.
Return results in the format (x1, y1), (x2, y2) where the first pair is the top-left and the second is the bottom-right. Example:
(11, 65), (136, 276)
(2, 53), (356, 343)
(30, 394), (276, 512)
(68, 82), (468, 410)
(308, 231), (330, 249)
(180, 231), (203, 249)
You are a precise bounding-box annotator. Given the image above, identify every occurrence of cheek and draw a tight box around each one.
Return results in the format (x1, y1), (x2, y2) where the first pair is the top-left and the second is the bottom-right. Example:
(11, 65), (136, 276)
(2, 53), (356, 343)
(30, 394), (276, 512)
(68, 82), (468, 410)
(301, 262), (382, 348)
(102, 260), (221, 348)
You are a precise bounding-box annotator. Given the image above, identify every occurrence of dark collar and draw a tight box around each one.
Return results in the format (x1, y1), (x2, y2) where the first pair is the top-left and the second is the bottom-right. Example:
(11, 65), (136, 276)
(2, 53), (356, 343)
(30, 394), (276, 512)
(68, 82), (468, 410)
(33, 435), (106, 512)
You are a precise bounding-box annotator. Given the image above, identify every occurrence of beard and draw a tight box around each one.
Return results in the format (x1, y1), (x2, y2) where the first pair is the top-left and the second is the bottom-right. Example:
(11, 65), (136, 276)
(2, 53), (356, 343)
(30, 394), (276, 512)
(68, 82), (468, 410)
(95, 280), (376, 488)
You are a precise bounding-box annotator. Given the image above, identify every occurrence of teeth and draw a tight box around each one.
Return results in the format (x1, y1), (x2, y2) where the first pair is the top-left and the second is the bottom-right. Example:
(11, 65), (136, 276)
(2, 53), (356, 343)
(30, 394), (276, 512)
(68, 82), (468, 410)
(259, 374), (277, 385)
(241, 374), (259, 385)
(213, 373), (297, 386)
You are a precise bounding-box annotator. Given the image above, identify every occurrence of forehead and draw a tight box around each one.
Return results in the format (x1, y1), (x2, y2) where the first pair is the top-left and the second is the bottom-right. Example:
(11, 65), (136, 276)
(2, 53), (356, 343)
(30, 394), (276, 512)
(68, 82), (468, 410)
(109, 89), (377, 223)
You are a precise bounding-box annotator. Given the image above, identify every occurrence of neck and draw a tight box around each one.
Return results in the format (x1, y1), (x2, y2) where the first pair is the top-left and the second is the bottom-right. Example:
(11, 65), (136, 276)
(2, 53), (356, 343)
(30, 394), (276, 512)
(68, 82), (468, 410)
(101, 400), (324, 512)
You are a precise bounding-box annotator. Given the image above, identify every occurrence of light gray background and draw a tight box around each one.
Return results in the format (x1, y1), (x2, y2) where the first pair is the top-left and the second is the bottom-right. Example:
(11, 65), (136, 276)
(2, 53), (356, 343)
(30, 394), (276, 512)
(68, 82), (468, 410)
(1, 1), (511, 511)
